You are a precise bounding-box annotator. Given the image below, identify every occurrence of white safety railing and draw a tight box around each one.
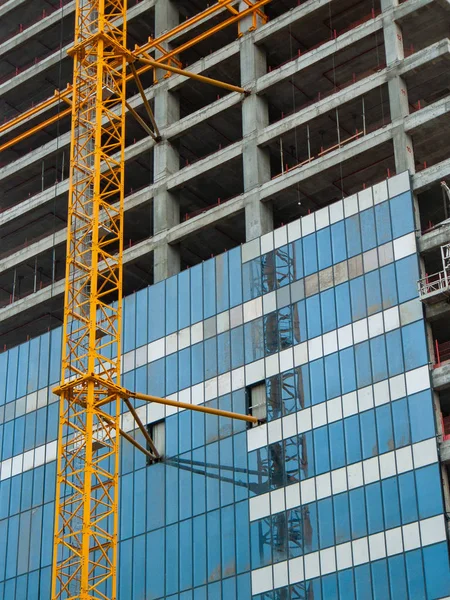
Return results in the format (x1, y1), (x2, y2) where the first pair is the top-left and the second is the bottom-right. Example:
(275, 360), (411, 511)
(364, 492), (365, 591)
(418, 270), (450, 299)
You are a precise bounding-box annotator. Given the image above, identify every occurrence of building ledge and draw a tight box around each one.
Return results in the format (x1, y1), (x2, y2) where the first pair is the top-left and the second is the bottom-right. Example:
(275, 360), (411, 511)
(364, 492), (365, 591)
(432, 362), (450, 391)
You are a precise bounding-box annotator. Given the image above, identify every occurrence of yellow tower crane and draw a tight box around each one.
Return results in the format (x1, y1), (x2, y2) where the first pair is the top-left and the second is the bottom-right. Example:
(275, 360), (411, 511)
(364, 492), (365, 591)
(47, 1), (271, 598)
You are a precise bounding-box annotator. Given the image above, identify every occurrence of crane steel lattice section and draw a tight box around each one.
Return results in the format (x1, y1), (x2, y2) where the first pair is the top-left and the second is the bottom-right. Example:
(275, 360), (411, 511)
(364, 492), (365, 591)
(51, 0), (127, 597)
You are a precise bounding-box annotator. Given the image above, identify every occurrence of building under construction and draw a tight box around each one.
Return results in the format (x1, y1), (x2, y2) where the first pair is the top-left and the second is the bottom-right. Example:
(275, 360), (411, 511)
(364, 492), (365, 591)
(1, 0), (450, 598)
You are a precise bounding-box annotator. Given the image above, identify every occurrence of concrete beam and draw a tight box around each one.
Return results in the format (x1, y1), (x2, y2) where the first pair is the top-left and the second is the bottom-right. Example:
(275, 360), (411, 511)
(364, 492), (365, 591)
(426, 299), (450, 322)
(0, 229), (66, 275)
(256, 17), (384, 94)
(0, 1), (75, 58)
(0, 0), (30, 19)
(167, 140), (243, 191)
(404, 94), (450, 133)
(440, 439), (450, 464)
(413, 157), (450, 192)
(432, 362), (450, 390)
(419, 222), (450, 254)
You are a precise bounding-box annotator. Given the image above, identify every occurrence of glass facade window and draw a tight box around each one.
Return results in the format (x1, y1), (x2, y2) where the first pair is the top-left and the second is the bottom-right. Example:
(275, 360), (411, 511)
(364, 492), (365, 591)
(0, 180), (449, 599)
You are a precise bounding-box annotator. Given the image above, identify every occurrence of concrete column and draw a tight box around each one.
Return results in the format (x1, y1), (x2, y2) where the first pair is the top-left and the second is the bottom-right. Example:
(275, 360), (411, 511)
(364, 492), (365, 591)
(381, 0), (415, 174)
(240, 22), (273, 241)
(153, 0), (181, 282)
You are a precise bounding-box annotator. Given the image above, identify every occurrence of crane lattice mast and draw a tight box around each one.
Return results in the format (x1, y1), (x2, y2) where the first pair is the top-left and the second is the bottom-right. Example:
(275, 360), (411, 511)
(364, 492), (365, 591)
(50, 1), (268, 598)
(52, 0), (127, 597)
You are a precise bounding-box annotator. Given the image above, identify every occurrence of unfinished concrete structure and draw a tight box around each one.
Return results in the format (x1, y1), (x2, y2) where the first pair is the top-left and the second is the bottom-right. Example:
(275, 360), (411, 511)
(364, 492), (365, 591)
(1, 0), (450, 596)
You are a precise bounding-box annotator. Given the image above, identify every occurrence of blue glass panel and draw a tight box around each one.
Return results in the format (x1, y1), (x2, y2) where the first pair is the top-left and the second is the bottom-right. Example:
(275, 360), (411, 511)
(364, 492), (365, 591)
(314, 427), (330, 475)
(355, 342), (371, 388)
(179, 347), (191, 391)
(334, 492), (350, 544)
(345, 215), (362, 258)
(317, 228), (332, 270)
(148, 281), (165, 341)
(360, 410), (377, 459)
(329, 421), (346, 470)
(262, 251), (275, 294)
(296, 365), (311, 409)
(423, 542), (450, 599)
(382, 477), (400, 529)
(402, 321), (428, 370)
(392, 398), (410, 448)
(396, 255), (419, 304)
(416, 464), (443, 518)
(207, 509), (222, 581)
(344, 415), (362, 464)
(203, 258), (216, 318)
(398, 471), (418, 524)
(335, 282), (351, 327)
(148, 357), (165, 397)
(17, 343), (29, 399)
(275, 245), (293, 288)
(370, 336), (388, 383)
(204, 337), (218, 379)
(166, 352), (178, 395)
(49, 327), (62, 385)
(235, 500), (250, 573)
(386, 329), (404, 377)
(166, 275), (178, 335)
(320, 288), (336, 333)
(388, 554), (408, 600)
(278, 306), (294, 350)
(230, 326), (244, 370)
(135, 288), (148, 348)
(292, 239), (303, 280)
(339, 347), (356, 394)
(123, 294), (136, 353)
(408, 390), (435, 443)
(179, 519), (193, 591)
(350, 276), (367, 321)
(303, 234), (318, 276)
(229, 247), (243, 308)
(374, 201), (392, 245)
(293, 300), (307, 342)
(6, 346), (18, 402)
(390, 192), (414, 238)
(365, 270), (382, 316)
(178, 269), (191, 330)
(380, 263), (398, 309)
(217, 331), (231, 375)
(146, 529), (165, 598)
(306, 295), (321, 339)
(355, 564), (372, 600)
(303, 502), (318, 553)
(405, 548), (426, 600)
(191, 263), (204, 323)
(361, 208), (377, 251)
(365, 482), (384, 534)
(371, 559), (390, 600)
(331, 221), (347, 264)
(216, 253), (229, 313)
(318, 497), (334, 548)
(244, 318), (264, 363)
(27, 337), (39, 393)
(322, 573), (338, 599)
(309, 359), (325, 405)
(350, 487), (367, 539)
(338, 570), (355, 600)
(243, 258), (262, 302)
(324, 352), (340, 400)
(376, 404), (394, 454)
